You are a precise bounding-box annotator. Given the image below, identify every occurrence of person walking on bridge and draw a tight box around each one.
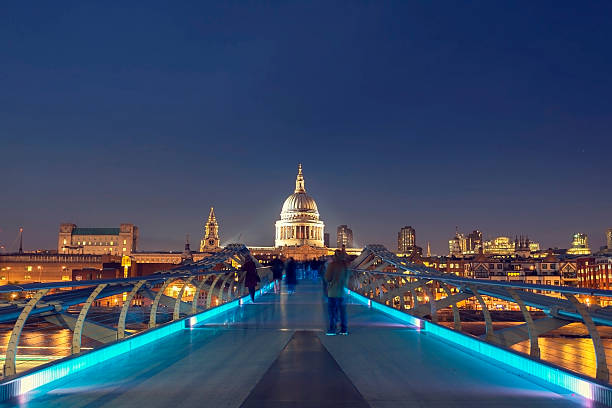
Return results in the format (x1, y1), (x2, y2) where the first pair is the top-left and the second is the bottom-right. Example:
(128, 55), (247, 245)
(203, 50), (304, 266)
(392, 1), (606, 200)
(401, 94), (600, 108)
(271, 256), (284, 293)
(242, 257), (260, 302)
(285, 257), (297, 294)
(325, 250), (350, 335)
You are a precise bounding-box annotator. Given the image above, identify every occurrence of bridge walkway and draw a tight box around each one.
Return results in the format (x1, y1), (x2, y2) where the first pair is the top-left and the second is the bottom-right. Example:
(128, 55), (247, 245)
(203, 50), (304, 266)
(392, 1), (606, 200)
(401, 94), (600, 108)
(3, 280), (590, 407)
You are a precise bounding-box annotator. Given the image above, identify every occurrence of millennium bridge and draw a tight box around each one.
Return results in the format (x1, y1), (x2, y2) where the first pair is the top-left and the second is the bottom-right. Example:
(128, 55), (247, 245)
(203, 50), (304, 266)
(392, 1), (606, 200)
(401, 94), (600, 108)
(0, 244), (611, 407)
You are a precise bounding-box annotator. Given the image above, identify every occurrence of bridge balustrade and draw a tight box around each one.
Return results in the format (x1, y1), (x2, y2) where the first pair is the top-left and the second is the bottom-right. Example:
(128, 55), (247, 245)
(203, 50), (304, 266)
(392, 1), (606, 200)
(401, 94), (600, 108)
(0, 244), (272, 379)
(349, 244), (612, 387)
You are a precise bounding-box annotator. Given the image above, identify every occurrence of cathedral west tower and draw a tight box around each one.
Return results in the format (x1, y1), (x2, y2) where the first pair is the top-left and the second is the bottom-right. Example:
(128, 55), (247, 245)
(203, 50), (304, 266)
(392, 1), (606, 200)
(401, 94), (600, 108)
(200, 207), (220, 251)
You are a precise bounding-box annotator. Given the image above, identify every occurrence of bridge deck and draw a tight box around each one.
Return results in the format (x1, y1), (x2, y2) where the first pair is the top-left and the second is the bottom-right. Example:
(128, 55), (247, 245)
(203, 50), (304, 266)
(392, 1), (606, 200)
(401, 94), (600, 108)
(4, 280), (589, 407)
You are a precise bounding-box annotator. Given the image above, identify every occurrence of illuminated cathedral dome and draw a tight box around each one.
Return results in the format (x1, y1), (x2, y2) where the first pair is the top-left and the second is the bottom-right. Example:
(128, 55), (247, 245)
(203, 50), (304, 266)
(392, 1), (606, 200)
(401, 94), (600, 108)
(275, 165), (325, 247)
(280, 166), (320, 221)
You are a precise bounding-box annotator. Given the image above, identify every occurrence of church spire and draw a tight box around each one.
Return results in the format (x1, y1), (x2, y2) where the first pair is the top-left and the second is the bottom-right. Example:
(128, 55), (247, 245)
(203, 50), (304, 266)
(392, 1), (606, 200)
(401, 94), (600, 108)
(184, 234), (191, 253)
(295, 163), (306, 193)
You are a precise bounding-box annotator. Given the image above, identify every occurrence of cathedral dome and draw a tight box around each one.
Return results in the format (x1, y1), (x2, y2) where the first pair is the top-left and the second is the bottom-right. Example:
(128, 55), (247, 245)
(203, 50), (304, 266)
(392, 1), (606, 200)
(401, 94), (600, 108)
(275, 164), (325, 248)
(280, 193), (319, 220)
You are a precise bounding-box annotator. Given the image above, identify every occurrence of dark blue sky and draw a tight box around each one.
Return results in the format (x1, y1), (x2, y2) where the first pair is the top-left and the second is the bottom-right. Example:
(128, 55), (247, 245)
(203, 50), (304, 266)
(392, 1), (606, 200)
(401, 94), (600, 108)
(1, 1), (611, 254)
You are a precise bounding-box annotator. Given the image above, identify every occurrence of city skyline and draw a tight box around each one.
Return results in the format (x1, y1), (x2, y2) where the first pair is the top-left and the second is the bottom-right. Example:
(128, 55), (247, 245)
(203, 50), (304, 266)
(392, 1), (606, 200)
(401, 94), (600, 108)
(2, 198), (609, 256)
(2, 2), (611, 255)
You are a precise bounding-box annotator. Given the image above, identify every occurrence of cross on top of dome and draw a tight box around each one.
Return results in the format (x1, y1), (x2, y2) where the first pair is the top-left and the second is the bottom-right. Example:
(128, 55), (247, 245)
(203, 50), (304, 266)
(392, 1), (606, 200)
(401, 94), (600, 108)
(295, 163), (306, 193)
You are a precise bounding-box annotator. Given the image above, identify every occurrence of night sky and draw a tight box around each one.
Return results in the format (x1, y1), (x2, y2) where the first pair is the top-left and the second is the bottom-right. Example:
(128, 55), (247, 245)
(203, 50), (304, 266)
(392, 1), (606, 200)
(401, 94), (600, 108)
(1, 1), (611, 254)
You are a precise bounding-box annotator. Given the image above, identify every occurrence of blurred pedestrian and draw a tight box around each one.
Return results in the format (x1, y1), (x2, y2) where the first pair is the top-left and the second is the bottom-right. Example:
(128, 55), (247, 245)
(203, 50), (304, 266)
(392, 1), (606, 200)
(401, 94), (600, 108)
(325, 250), (350, 335)
(285, 257), (297, 294)
(242, 256), (260, 302)
(271, 256), (284, 293)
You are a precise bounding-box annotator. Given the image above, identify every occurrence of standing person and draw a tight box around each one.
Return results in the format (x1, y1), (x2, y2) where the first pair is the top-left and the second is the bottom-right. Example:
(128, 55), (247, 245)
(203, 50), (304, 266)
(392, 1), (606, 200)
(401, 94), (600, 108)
(309, 258), (319, 280)
(242, 256), (260, 302)
(271, 256), (284, 293)
(285, 257), (297, 294)
(325, 250), (350, 335)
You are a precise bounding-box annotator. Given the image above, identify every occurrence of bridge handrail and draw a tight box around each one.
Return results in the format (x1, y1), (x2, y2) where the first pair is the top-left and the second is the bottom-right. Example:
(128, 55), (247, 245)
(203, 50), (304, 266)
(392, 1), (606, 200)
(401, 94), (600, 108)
(350, 268), (612, 298)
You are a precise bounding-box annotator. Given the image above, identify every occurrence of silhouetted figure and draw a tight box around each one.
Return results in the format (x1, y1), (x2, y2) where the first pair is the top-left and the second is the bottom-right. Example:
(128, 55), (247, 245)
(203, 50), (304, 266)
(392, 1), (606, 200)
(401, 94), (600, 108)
(309, 258), (320, 280)
(285, 257), (297, 294)
(271, 257), (284, 293)
(325, 250), (350, 335)
(242, 257), (260, 302)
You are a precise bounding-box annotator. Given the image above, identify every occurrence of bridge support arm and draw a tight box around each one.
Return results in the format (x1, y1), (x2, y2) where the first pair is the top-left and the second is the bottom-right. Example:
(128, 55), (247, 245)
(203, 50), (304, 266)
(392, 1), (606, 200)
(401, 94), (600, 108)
(72, 284), (108, 354)
(173, 277), (194, 320)
(442, 284), (462, 331)
(207, 274), (224, 308)
(149, 279), (176, 328)
(507, 288), (540, 358)
(3, 289), (50, 377)
(421, 284), (438, 323)
(192, 278), (210, 314)
(468, 285), (499, 344)
(565, 293), (610, 382)
(219, 274), (235, 303)
(118, 280), (147, 339)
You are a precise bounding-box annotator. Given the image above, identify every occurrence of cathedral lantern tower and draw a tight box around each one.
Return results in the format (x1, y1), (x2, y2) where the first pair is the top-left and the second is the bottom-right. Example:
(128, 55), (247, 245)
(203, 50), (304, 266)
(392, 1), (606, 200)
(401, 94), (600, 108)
(200, 207), (220, 251)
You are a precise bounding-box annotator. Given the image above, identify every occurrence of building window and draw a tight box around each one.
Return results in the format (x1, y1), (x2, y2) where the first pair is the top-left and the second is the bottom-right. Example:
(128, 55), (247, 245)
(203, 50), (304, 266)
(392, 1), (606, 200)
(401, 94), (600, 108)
(24, 275), (31, 280)
(542, 264), (547, 269)
(550, 263), (556, 269)
(62, 275), (70, 281)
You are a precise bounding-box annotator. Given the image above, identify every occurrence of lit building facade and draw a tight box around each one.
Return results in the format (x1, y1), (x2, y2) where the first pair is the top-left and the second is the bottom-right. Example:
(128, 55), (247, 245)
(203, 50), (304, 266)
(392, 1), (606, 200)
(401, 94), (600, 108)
(567, 233), (591, 255)
(58, 224), (138, 255)
(275, 164), (325, 248)
(577, 255), (612, 289)
(449, 232), (465, 257)
(466, 230), (482, 253)
(0, 253), (121, 284)
(337, 225), (354, 249)
(482, 236), (540, 256)
(397, 226), (415, 252)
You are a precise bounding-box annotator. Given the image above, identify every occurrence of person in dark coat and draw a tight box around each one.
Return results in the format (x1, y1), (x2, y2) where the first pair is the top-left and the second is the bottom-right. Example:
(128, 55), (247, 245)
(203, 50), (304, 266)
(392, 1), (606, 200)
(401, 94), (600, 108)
(242, 257), (260, 302)
(325, 250), (350, 335)
(271, 257), (284, 293)
(285, 257), (297, 294)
